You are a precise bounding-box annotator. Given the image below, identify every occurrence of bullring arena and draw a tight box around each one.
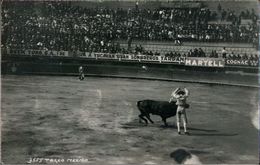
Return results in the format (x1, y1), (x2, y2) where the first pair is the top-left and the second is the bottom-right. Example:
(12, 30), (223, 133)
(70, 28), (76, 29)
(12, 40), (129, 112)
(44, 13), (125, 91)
(2, 70), (259, 164)
(1, 0), (259, 164)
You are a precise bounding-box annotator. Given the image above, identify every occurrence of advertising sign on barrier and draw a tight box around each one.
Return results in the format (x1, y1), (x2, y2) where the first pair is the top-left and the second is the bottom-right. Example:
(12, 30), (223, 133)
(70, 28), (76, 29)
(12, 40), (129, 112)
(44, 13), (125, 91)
(94, 53), (159, 62)
(161, 56), (185, 64)
(225, 59), (259, 67)
(94, 53), (118, 59)
(131, 55), (159, 61)
(185, 57), (225, 67)
(84, 52), (95, 58)
(28, 50), (58, 56)
(93, 53), (184, 64)
(7, 49), (69, 57)
(8, 49), (27, 55)
(6, 49), (184, 64)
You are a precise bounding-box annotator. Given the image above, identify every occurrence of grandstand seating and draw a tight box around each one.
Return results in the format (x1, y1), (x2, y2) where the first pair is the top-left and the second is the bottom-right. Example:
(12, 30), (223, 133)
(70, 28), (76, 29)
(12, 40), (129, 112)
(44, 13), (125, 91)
(119, 42), (258, 56)
(2, 1), (259, 59)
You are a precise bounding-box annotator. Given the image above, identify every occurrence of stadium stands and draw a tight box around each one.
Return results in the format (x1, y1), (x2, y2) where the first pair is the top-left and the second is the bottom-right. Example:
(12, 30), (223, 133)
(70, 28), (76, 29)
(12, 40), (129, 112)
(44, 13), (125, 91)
(1, 1), (259, 61)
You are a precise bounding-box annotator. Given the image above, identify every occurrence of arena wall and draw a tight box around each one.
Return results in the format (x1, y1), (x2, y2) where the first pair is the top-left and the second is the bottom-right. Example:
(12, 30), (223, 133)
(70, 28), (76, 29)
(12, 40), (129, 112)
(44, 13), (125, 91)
(2, 55), (258, 87)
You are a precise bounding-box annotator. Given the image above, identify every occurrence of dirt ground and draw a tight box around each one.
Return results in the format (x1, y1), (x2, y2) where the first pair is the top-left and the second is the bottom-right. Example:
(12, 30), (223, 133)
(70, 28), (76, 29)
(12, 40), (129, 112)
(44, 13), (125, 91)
(1, 75), (258, 164)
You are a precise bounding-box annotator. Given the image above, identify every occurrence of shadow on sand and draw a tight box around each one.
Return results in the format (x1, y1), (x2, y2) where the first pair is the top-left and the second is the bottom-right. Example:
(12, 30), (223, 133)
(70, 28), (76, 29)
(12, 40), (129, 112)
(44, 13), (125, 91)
(160, 125), (218, 132)
(188, 133), (238, 136)
(161, 125), (238, 136)
(122, 120), (238, 137)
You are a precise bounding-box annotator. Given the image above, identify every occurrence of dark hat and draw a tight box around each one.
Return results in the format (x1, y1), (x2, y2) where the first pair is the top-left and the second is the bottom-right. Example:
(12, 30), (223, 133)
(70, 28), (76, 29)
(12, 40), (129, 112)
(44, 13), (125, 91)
(177, 90), (185, 95)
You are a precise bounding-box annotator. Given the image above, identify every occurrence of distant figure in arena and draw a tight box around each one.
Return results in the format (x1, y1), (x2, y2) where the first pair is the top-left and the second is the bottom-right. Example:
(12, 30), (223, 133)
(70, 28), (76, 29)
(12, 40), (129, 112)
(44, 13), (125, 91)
(142, 65), (148, 71)
(221, 47), (227, 58)
(78, 65), (85, 80)
(170, 87), (189, 135)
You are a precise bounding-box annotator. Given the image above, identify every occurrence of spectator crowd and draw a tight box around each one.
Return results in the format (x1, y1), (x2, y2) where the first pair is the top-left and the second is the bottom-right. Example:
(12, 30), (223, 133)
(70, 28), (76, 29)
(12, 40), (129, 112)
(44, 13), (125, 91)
(165, 47), (258, 62)
(2, 1), (259, 55)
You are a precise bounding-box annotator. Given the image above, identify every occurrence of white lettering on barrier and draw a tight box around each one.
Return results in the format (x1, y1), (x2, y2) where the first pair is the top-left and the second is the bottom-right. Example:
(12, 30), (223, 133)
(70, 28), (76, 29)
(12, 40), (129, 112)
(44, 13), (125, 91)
(192, 60), (197, 66)
(219, 60), (224, 67)
(7, 49), (69, 57)
(198, 60), (203, 66)
(58, 51), (65, 56)
(213, 60), (218, 67)
(158, 56), (162, 63)
(95, 53), (116, 59)
(203, 60), (208, 66)
(185, 59), (191, 65)
(250, 60), (258, 66)
(185, 58), (225, 67)
(6, 49), (258, 67)
(9, 49), (26, 55)
(208, 60), (212, 66)
(226, 60), (248, 65)
(161, 57), (185, 64)
(27, 50), (38, 56)
(85, 52), (95, 58)
(226, 59), (258, 67)
(7, 50), (184, 64)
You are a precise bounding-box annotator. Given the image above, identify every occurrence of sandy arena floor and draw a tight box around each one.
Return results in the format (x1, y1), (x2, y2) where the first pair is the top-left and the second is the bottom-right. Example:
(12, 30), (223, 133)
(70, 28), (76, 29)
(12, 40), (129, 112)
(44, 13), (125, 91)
(1, 75), (259, 164)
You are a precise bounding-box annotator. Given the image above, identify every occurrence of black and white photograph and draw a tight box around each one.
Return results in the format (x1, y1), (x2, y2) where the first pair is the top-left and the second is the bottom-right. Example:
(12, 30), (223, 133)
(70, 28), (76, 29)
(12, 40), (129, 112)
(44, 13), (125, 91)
(1, 0), (259, 164)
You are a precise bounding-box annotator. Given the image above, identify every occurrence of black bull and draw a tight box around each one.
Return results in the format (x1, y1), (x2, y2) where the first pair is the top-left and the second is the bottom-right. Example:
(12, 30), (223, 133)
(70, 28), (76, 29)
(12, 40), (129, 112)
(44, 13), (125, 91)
(137, 100), (189, 126)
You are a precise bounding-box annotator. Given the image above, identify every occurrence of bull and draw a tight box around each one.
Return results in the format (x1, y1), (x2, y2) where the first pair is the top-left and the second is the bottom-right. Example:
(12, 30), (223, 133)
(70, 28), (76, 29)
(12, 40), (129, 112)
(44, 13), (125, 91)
(137, 100), (189, 127)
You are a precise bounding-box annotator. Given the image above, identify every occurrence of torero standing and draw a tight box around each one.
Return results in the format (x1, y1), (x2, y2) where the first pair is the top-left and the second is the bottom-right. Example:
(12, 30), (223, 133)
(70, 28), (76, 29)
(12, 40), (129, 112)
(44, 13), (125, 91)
(78, 65), (85, 80)
(170, 87), (190, 135)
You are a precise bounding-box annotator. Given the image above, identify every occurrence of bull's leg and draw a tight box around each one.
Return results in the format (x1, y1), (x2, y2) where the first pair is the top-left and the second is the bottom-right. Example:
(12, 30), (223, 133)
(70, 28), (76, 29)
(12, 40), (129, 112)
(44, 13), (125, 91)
(145, 114), (154, 124)
(162, 117), (168, 127)
(139, 114), (148, 125)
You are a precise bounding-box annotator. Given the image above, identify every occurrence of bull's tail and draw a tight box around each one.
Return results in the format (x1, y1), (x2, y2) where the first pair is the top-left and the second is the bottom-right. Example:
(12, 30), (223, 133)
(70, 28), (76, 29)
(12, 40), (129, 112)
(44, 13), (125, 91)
(137, 101), (142, 109)
(136, 100), (154, 124)
(137, 100), (149, 115)
(137, 100), (146, 112)
(137, 100), (148, 124)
